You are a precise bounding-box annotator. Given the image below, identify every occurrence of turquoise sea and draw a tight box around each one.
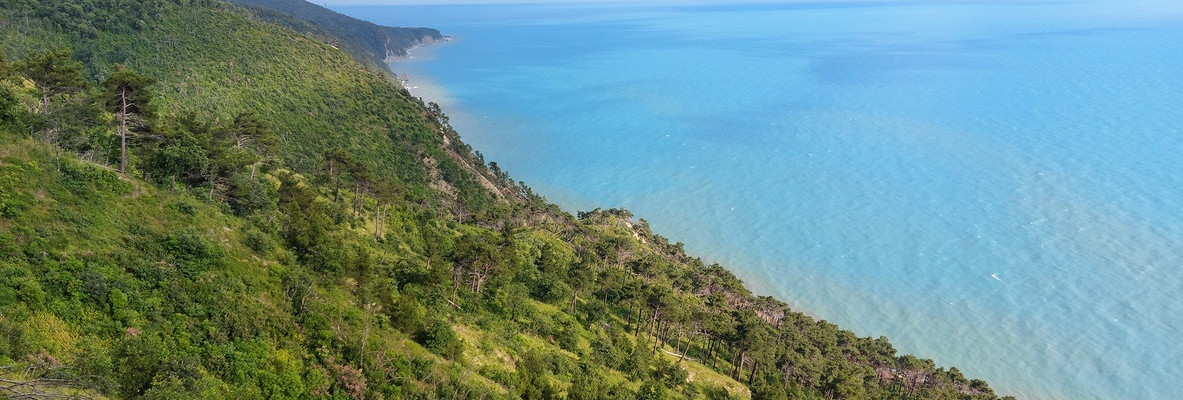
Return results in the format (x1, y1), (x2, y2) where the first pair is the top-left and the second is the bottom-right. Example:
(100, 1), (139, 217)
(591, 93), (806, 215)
(337, 2), (1183, 399)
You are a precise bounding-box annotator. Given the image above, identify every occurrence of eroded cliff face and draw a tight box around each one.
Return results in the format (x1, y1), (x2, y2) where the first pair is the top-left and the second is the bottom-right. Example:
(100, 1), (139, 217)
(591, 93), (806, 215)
(381, 28), (446, 62)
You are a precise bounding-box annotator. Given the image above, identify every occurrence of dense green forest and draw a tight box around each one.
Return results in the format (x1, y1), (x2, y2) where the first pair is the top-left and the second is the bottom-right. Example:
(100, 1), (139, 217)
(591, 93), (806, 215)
(0, 0), (1012, 399)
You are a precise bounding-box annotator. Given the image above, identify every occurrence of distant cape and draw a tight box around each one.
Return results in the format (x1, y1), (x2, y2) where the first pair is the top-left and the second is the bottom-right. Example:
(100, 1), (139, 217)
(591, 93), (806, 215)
(227, 0), (444, 66)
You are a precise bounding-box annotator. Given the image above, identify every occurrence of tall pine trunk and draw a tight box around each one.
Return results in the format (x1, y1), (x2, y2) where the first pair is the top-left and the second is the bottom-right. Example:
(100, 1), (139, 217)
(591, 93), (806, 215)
(332, 164), (342, 202)
(677, 334), (689, 363)
(736, 349), (746, 380)
(749, 360), (759, 385)
(119, 86), (129, 173)
(374, 201), (383, 239)
(353, 183), (361, 218)
(708, 339), (717, 368)
(634, 305), (644, 337)
(570, 289), (578, 314)
(652, 318), (663, 353)
(40, 92), (50, 142)
(730, 347), (739, 378)
(647, 308), (659, 341)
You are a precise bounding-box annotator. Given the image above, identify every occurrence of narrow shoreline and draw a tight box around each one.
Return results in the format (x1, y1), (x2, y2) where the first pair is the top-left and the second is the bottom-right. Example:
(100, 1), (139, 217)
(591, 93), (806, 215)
(385, 35), (454, 64)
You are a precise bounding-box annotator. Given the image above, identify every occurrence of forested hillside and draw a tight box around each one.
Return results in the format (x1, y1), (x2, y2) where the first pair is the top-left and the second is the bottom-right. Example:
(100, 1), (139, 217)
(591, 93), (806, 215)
(0, 0), (1011, 399)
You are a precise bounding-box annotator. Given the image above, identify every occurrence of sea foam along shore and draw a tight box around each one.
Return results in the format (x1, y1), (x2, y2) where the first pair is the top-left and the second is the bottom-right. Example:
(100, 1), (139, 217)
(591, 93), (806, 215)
(387, 44), (464, 125)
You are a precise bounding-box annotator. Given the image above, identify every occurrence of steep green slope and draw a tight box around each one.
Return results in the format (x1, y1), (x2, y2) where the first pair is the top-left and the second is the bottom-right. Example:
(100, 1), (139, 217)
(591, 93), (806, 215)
(0, 1), (1013, 399)
(0, 132), (497, 399)
(0, 0), (504, 217)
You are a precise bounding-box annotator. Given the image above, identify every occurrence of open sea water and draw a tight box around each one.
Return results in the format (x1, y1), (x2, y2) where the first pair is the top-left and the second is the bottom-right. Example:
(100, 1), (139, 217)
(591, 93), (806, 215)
(336, 2), (1183, 398)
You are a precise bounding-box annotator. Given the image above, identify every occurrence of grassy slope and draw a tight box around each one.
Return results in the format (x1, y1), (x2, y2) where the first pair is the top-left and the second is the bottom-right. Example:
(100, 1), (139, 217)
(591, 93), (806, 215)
(0, 132), (496, 398)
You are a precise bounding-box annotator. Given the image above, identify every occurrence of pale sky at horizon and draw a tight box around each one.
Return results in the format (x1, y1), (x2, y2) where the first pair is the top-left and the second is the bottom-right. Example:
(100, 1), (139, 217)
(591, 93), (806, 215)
(317, 0), (826, 5)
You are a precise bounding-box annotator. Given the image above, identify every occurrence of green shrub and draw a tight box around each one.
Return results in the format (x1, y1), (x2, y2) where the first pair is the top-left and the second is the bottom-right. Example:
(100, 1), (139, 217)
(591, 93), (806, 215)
(20, 311), (78, 362)
(161, 229), (223, 279)
(59, 159), (130, 197)
(0, 186), (30, 218)
(419, 318), (462, 359)
(174, 200), (198, 216)
(242, 227), (275, 254)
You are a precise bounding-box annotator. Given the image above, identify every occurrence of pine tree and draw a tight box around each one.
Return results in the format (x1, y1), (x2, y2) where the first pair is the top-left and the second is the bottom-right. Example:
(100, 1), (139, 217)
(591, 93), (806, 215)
(102, 65), (155, 173)
(20, 49), (85, 142)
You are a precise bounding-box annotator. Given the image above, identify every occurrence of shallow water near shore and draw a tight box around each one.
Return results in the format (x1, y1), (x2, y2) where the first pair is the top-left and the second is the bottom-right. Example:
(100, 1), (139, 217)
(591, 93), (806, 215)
(338, 2), (1183, 399)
